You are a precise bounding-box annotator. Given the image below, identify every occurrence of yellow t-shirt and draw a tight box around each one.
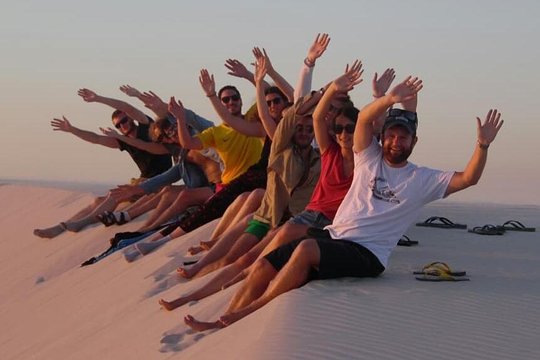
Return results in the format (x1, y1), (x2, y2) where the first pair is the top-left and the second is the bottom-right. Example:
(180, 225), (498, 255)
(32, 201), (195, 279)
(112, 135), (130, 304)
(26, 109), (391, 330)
(196, 124), (263, 184)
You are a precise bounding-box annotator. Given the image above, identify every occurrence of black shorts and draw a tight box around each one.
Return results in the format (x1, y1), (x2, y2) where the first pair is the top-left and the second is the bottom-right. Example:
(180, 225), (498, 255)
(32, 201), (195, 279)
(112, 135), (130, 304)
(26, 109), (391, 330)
(264, 228), (385, 280)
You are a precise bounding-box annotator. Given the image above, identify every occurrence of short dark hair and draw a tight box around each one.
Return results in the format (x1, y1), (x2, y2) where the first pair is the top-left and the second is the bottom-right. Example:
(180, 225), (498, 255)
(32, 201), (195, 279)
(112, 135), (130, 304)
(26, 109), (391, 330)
(333, 105), (359, 129)
(264, 86), (286, 100)
(218, 85), (241, 99)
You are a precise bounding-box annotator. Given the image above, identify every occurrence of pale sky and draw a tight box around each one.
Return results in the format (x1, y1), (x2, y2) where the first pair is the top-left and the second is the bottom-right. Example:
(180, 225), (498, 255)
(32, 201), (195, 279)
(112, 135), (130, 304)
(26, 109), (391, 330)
(2, 0), (539, 205)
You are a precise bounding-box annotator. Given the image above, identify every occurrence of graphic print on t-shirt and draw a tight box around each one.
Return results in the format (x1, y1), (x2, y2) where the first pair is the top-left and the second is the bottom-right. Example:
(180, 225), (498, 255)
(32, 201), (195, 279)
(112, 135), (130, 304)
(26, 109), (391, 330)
(370, 176), (400, 204)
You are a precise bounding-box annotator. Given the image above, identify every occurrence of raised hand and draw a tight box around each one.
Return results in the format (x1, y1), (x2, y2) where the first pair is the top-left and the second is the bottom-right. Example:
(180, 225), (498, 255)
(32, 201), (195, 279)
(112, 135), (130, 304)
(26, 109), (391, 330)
(199, 69), (216, 97)
(306, 33), (331, 64)
(477, 109), (504, 146)
(388, 76), (423, 103)
(168, 96), (185, 118)
(139, 91), (168, 115)
(333, 60), (364, 93)
(50, 116), (74, 132)
(119, 84), (142, 98)
(254, 56), (268, 84)
(77, 88), (99, 102)
(252, 47), (275, 73)
(372, 68), (396, 98)
(224, 59), (251, 80)
(99, 127), (120, 138)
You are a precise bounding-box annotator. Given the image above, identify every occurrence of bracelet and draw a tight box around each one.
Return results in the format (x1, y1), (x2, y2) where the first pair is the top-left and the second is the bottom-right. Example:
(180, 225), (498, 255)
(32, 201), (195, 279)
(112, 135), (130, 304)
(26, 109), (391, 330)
(477, 140), (490, 149)
(304, 57), (315, 68)
(206, 93), (216, 98)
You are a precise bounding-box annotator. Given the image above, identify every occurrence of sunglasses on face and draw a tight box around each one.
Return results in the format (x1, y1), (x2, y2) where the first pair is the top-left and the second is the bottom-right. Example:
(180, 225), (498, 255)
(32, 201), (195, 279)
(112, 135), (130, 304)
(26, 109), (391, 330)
(156, 125), (177, 142)
(328, 104), (342, 113)
(221, 94), (241, 104)
(266, 97), (283, 107)
(334, 124), (355, 134)
(295, 124), (314, 134)
(114, 116), (129, 129)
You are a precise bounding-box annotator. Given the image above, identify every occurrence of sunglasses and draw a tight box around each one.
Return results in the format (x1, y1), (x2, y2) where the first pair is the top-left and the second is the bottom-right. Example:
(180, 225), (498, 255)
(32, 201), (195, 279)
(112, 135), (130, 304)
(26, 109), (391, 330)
(156, 124), (177, 142)
(295, 124), (314, 134)
(334, 124), (355, 134)
(221, 94), (241, 104)
(114, 116), (129, 129)
(328, 104), (342, 113)
(266, 97), (283, 107)
(387, 108), (417, 122)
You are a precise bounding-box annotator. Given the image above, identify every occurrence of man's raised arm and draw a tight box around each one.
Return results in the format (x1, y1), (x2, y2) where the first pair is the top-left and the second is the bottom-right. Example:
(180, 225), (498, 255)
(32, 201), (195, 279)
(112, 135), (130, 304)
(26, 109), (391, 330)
(445, 109), (503, 196)
(354, 76), (423, 153)
(78, 88), (150, 125)
(51, 116), (119, 149)
(199, 69), (265, 137)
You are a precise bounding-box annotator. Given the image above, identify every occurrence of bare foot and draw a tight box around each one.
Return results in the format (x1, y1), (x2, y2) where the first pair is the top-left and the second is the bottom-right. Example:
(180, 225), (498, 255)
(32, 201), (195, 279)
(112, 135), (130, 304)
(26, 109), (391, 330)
(184, 314), (224, 332)
(176, 266), (197, 279)
(159, 298), (184, 311)
(187, 245), (204, 255)
(219, 307), (253, 327)
(33, 223), (66, 238)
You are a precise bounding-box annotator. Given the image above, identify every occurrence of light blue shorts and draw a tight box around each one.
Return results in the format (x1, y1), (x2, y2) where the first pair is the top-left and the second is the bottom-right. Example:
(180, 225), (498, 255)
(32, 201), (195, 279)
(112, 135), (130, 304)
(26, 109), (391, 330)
(287, 210), (331, 228)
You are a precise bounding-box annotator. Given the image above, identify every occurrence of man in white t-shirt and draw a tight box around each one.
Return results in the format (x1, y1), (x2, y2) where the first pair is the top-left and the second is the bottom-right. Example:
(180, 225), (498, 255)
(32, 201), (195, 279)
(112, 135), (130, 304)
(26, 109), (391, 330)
(183, 73), (504, 332)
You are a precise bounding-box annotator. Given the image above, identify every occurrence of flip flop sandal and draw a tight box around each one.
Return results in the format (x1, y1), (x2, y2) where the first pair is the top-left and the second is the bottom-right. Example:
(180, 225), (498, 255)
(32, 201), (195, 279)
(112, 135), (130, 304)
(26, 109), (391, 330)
(500, 220), (536, 232)
(413, 261), (466, 276)
(97, 211), (116, 227)
(415, 273), (470, 281)
(468, 224), (505, 235)
(397, 235), (418, 246)
(416, 216), (467, 229)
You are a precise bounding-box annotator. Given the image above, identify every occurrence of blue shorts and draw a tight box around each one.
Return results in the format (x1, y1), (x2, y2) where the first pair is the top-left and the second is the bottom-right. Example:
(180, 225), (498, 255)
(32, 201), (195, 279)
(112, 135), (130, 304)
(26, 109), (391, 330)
(287, 210), (331, 228)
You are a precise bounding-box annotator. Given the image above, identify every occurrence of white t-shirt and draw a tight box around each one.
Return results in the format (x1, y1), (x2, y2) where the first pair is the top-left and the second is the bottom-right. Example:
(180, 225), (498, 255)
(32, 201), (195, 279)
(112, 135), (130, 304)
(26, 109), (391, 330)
(325, 138), (454, 267)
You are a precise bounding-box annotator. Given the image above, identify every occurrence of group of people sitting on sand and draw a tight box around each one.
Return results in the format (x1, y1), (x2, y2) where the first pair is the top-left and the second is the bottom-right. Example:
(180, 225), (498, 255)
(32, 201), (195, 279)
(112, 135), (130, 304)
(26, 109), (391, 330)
(34, 33), (503, 331)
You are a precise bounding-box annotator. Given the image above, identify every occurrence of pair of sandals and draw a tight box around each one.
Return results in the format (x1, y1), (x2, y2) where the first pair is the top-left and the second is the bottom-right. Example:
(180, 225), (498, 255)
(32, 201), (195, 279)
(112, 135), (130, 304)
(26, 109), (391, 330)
(414, 261), (469, 282)
(468, 220), (536, 235)
(97, 211), (129, 227)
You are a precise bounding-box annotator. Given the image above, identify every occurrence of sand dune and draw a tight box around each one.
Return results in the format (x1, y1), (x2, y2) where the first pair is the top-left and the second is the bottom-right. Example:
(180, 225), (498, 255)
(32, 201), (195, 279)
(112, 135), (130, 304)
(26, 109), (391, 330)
(1, 183), (539, 359)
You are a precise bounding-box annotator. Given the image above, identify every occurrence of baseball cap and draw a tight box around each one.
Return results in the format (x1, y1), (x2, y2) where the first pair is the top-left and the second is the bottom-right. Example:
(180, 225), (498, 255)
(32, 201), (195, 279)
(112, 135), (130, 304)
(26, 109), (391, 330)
(383, 108), (418, 134)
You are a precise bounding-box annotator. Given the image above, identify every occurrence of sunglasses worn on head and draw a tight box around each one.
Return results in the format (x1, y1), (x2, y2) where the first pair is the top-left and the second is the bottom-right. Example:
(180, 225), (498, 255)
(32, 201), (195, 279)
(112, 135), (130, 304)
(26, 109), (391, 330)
(387, 108), (417, 122)
(334, 124), (355, 134)
(221, 94), (240, 104)
(114, 116), (129, 129)
(266, 97), (283, 107)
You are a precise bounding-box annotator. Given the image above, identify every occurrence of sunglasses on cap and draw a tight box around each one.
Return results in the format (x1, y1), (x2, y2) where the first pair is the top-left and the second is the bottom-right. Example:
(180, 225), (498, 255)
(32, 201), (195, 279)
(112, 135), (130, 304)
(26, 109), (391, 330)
(266, 97), (283, 107)
(114, 116), (129, 129)
(334, 124), (355, 134)
(221, 94), (241, 104)
(387, 108), (417, 122)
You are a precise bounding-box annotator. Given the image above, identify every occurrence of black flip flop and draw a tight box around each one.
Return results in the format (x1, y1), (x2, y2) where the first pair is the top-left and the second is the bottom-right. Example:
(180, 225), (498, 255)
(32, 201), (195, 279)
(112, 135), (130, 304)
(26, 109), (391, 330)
(397, 235), (418, 246)
(468, 224), (505, 235)
(499, 220), (535, 232)
(416, 216), (467, 229)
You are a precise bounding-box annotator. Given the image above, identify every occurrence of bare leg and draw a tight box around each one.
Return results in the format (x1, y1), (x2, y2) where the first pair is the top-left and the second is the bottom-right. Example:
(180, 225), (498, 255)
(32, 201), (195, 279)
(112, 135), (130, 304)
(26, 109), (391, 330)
(184, 257), (278, 332)
(259, 223), (309, 258)
(137, 187), (213, 232)
(62, 194), (118, 232)
(178, 214), (253, 278)
(219, 239), (320, 327)
(130, 186), (184, 225)
(33, 196), (107, 238)
(188, 189), (264, 255)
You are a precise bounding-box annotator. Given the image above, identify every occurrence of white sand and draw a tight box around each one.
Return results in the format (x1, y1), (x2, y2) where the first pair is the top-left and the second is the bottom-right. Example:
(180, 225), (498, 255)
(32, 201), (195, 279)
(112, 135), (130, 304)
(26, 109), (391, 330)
(1, 183), (539, 360)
